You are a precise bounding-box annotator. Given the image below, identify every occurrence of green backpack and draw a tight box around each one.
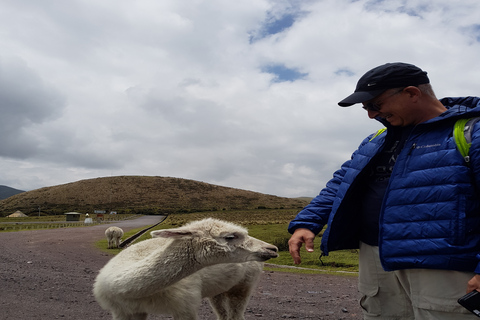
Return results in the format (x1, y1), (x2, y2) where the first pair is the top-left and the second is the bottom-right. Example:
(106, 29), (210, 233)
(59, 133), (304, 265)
(370, 117), (480, 164)
(453, 117), (480, 164)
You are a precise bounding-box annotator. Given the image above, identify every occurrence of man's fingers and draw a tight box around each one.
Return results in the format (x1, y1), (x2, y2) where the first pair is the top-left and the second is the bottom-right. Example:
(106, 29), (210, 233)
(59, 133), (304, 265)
(288, 237), (302, 264)
(288, 228), (316, 265)
(305, 236), (315, 252)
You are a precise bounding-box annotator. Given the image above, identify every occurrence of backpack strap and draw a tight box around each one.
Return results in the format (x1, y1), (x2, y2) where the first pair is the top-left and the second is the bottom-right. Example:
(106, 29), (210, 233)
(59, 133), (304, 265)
(369, 119), (479, 164)
(453, 117), (480, 164)
(369, 128), (387, 141)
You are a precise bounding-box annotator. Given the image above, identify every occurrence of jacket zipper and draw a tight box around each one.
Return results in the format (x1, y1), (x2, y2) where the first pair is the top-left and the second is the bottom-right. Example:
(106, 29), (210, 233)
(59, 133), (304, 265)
(378, 132), (416, 270)
(408, 143), (417, 155)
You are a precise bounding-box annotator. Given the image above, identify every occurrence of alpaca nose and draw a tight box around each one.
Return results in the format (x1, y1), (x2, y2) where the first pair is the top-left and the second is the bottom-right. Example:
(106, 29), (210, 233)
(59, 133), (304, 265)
(266, 245), (278, 256)
(269, 245), (278, 253)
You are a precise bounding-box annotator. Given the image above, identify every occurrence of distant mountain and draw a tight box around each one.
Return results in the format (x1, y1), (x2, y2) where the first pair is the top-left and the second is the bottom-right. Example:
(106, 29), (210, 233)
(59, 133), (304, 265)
(0, 185), (25, 200)
(0, 176), (309, 216)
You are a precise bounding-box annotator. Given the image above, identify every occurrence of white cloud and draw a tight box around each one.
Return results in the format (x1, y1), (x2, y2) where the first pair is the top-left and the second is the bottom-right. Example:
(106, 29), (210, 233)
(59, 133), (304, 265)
(0, 0), (480, 198)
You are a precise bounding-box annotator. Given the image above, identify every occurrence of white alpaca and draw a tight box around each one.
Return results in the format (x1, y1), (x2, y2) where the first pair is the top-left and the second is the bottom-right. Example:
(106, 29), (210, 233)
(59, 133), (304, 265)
(93, 218), (278, 320)
(105, 226), (124, 249)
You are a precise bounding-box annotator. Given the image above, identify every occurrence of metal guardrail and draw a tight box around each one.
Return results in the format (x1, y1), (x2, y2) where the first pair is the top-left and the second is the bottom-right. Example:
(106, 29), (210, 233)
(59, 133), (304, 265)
(118, 215), (168, 248)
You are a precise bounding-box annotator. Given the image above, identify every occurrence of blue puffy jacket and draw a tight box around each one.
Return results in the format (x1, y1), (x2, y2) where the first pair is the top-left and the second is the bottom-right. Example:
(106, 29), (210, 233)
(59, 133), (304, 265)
(288, 97), (480, 272)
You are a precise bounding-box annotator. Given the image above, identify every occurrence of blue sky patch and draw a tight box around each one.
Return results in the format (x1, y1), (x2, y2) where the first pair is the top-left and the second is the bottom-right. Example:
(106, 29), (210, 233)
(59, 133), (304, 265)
(262, 64), (308, 82)
(470, 24), (480, 42)
(250, 8), (307, 42)
(264, 13), (295, 35)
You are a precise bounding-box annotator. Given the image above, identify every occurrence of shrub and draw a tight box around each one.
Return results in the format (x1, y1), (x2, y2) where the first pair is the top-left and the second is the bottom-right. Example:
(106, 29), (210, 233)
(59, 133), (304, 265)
(271, 236), (290, 251)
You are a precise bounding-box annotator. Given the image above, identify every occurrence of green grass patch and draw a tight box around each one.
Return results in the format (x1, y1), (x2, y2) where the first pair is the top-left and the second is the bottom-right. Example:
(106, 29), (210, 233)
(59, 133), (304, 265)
(0, 215), (67, 223)
(247, 223), (358, 273)
(95, 225), (156, 254)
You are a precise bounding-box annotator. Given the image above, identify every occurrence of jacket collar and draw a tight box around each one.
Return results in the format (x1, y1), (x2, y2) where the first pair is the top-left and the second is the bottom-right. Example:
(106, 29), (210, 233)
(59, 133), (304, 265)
(375, 96), (480, 127)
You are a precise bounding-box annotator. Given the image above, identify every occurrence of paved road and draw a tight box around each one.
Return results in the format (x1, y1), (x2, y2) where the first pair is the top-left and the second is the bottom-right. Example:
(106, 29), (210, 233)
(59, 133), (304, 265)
(0, 216), (362, 319)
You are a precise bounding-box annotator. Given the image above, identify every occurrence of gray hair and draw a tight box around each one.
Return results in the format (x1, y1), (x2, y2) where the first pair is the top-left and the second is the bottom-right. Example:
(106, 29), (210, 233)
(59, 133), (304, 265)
(418, 83), (437, 99)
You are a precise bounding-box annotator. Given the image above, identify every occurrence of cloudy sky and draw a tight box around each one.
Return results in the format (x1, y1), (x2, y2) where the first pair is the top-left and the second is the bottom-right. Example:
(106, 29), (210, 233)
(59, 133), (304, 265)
(1, 0), (480, 197)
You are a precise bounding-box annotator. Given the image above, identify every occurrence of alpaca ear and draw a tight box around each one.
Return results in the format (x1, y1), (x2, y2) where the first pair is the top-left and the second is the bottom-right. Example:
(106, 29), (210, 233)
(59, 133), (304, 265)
(151, 229), (194, 239)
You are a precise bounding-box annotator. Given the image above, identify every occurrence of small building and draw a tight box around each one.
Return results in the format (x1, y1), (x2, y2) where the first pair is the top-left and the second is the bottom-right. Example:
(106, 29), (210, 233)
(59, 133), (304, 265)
(65, 212), (81, 221)
(7, 210), (28, 218)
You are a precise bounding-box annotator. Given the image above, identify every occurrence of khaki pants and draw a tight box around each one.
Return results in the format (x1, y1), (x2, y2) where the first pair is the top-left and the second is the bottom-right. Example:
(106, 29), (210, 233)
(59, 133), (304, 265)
(358, 242), (476, 319)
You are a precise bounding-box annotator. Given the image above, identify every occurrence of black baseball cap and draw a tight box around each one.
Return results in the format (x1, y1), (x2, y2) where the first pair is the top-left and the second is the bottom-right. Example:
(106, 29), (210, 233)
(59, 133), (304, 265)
(338, 62), (430, 107)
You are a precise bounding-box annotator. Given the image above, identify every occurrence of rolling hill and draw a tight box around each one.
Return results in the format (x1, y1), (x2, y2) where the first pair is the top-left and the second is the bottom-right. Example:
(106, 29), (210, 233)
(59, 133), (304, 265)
(0, 176), (309, 216)
(0, 185), (25, 200)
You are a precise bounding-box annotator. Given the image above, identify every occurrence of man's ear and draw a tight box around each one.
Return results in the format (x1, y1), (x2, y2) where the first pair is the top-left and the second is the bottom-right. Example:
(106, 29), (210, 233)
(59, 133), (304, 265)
(403, 86), (421, 102)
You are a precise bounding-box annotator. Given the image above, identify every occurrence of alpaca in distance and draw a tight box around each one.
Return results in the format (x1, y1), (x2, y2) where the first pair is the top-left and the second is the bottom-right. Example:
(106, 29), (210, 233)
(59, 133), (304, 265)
(105, 226), (124, 249)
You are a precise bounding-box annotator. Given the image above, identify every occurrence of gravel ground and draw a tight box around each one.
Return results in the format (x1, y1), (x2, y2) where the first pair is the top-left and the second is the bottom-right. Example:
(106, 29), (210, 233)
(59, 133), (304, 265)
(0, 216), (362, 319)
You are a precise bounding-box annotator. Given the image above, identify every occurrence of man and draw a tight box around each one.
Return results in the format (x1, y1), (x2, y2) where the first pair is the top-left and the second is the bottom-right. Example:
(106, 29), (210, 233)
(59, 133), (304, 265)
(288, 62), (480, 319)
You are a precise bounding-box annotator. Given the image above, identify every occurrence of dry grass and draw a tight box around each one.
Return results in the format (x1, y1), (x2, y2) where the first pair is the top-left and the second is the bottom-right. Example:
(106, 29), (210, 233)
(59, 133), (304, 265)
(0, 176), (309, 217)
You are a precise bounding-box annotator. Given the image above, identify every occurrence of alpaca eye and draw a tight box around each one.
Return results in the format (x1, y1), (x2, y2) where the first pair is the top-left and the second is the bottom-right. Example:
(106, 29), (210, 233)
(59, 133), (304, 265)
(224, 234), (238, 241)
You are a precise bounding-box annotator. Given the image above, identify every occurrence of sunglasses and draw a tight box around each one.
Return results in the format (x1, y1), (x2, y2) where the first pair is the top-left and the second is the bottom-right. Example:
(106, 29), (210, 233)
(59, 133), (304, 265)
(362, 88), (405, 112)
